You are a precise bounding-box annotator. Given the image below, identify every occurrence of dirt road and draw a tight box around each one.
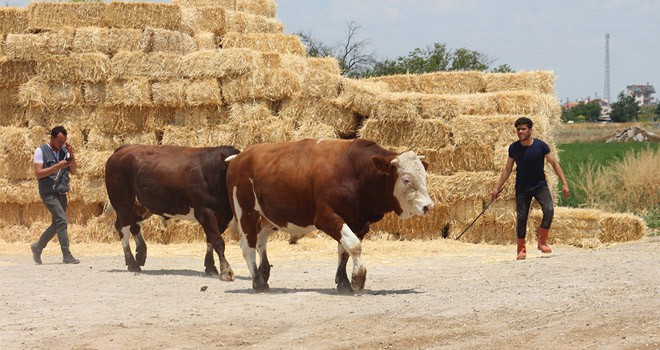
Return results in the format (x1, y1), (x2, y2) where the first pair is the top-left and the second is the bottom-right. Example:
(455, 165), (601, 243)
(1, 236), (658, 349)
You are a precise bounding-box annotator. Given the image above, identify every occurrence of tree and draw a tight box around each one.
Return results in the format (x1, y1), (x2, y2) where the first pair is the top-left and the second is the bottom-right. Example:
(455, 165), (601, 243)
(655, 103), (660, 120)
(610, 92), (640, 122)
(561, 101), (601, 122)
(491, 64), (514, 73)
(295, 30), (334, 58)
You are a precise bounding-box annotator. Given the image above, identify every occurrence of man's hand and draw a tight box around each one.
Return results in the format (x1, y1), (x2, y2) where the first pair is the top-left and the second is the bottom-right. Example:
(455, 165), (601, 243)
(562, 183), (570, 198)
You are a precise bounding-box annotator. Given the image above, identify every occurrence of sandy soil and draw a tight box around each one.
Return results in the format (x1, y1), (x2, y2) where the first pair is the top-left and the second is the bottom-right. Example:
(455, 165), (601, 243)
(1, 236), (658, 350)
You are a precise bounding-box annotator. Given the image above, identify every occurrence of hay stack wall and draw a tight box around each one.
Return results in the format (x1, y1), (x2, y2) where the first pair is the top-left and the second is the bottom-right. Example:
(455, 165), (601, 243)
(0, 1), (646, 246)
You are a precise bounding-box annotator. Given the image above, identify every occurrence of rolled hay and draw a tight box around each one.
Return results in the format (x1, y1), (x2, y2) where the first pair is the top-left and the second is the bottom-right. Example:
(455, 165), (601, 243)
(104, 2), (182, 31)
(151, 80), (187, 108)
(221, 32), (307, 56)
(27, 2), (106, 29)
(221, 68), (300, 103)
(110, 51), (182, 80)
(359, 118), (451, 149)
(193, 32), (219, 50)
(36, 53), (110, 82)
(367, 71), (487, 94)
(227, 102), (294, 148)
(528, 207), (602, 248)
(485, 71), (555, 94)
(173, 105), (231, 128)
(86, 128), (159, 151)
(82, 82), (105, 106)
(180, 6), (225, 35)
(0, 8), (28, 34)
(95, 107), (175, 133)
(5, 28), (76, 59)
(173, 0), (277, 18)
(279, 98), (357, 138)
(186, 79), (223, 106)
(0, 179), (40, 204)
(0, 57), (36, 87)
(106, 28), (153, 54)
(292, 121), (338, 140)
(75, 149), (113, 178)
(151, 28), (197, 54)
(598, 212), (646, 243)
(104, 78), (152, 107)
(182, 48), (258, 78)
(224, 10), (284, 34)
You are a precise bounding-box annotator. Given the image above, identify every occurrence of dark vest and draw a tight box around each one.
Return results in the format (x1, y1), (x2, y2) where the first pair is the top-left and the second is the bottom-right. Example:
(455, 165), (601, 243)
(37, 144), (70, 194)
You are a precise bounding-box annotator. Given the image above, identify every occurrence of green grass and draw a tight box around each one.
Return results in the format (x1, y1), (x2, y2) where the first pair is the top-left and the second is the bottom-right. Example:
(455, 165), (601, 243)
(556, 142), (659, 208)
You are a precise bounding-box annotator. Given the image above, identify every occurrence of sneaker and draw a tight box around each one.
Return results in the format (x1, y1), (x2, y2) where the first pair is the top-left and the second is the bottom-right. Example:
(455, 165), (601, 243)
(31, 243), (42, 265)
(63, 255), (80, 264)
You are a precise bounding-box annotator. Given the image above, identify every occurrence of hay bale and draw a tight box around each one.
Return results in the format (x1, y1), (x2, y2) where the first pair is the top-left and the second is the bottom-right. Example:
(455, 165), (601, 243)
(0, 57), (36, 87)
(332, 78), (391, 117)
(76, 149), (113, 178)
(111, 51), (182, 80)
(221, 32), (307, 55)
(106, 28), (153, 54)
(104, 78), (151, 107)
(221, 68), (300, 103)
(173, 0), (277, 18)
(72, 27), (108, 53)
(183, 48), (257, 78)
(0, 154), (34, 181)
(95, 107), (175, 133)
(27, 2), (106, 29)
(224, 10), (283, 34)
(86, 128), (160, 151)
(160, 125), (198, 146)
(359, 118), (450, 149)
(104, 2), (182, 31)
(36, 53), (110, 82)
(292, 121), (338, 140)
(193, 32), (218, 50)
(0, 8), (28, 34)
(367, 71), (487, 94)
(151, 80), (187, 108)
(5, 33), (47, 60)
(0, 203), (23, 226)
(173, 106), (230, 128)
(186, 79), (223, 106)
(151, 28), (196, 54)
(0, 179), (40, 204)
(82, 82), (105, 106)
(598, 212), (646, 243)
(485, 71), (555, 94)
(228, 102), (293, 148)
(49, 81), (84, 107)
(529, 207), (602, 248)
(260, 52), (281, 69)
(18, 78), (49, 108)
(279, 98), (357, 138)
(392, 144), (496, 175)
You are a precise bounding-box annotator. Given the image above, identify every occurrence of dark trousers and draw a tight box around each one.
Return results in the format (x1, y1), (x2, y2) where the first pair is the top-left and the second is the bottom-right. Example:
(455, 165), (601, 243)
(36, 193), (72, 257)
(515, 185), (554, 239)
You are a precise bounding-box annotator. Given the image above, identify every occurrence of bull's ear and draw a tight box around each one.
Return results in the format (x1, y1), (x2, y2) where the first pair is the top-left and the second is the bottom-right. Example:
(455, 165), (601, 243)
(372, 156), (394, 174)
(421, 160), (429, 171)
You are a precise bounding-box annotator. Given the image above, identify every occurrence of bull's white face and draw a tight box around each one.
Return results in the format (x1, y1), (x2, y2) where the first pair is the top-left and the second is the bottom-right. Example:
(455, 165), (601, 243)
(392, 151), (434, 219)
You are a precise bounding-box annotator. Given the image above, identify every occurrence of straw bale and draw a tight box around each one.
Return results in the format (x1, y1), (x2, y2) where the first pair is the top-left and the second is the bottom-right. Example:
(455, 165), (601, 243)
(86, 128), (160, 151)
(5, 33), (45, 60)
(0, 87), (19, 106)
(104, 2), (182, 31)
(369, 205), (451, 240)
(151, 28), (197, 54)
(104, 78), (152, 107)
(292, 121), (338, 140)
(72, 27), (109, 53)
(36, 53), (110, 82)
(221, 32), (307, 56)
(493, 91), (559, 117)
(450, 115), (518, 147)
(180, 6), (226, 35)
(95, 107), (175, 133)
(393, 144), (496, 175)
(332, 79), (391, 117)
(0, 8), (28, 34)
(485, 71), (555, 94)
(598, 212), (646, 243)
(0, 179), (40, 204)
(49, 81), (84, 107)
(529, 207), (601, 248)
(0, 105), (26, 127)
(76, 149), (113, 178)
(0, 153), (34, 180)
(0, 57), (36, 88)
(106, 28), (153, 54)
(224, 10), (283, 34)
(151, 80), (187, 108)
(367, 71), (487, 94)
(279, 98), (357, 138)
(173, 0), (277, 18)
(24, 108), (93, 131)
(111, 51), (182, 80)
(18, 78), (48, 107)
(173, 106), (230, 128)
(307, 57), (341, 75)
(227, 102), (293, 148)
(359, 118), (450, 149)
(76, 211), (115, 243)
(22, 201), (102, 226)
(222, 68), (300, 103)
(280, 54), (341, 98)
(193, 32), (219, 50)
(27, 2), (106, 29)
(0, 203), (22, 226)
(0, 223), (31, 242)
(82, 83), (105, 106)
(186, 79), (223, 106)
(194, 124), (234, 147)
(0, 35), (4, 57)
(183, 48), (258, 78)
(259, 52), (281, 69)
(160, 125), (198, 147)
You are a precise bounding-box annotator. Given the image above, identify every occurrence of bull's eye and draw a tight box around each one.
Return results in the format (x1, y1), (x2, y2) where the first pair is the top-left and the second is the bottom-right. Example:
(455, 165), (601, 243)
(402, 177), (412, 187)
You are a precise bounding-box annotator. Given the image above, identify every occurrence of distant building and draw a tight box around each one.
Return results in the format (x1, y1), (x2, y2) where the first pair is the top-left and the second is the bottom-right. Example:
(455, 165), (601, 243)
(626, 83), (656, 106)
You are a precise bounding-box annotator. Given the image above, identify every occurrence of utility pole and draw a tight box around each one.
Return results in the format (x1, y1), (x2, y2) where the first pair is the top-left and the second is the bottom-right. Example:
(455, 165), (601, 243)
(604, 33), (611, 103)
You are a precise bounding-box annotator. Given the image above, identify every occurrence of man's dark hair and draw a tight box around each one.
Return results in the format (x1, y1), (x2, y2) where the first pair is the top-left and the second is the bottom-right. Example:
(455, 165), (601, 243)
(514, 117), (533, 129)
(50, 126), (67, 137)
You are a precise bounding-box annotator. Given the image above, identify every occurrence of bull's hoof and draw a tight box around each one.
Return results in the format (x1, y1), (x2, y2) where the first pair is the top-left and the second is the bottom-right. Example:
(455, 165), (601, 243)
(351, 266), (367, 292)
(253, 280), (270, 293)
(205, 266), (220, 276)
(337, 280), (354, 295)
(136, 254), (147, 266)
(127, 265), (141, 272)
(220, 268), (235, 282)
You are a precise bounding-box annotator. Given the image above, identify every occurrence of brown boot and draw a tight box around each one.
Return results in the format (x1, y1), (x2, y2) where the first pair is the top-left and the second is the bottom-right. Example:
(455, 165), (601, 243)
(537, 227), (552, 253)
(516, 238), (526, 260)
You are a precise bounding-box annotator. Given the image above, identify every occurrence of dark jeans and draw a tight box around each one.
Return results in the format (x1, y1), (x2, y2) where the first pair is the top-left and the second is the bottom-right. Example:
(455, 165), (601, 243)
(515, 185), (554, 239)
(36, 192), (72, 257)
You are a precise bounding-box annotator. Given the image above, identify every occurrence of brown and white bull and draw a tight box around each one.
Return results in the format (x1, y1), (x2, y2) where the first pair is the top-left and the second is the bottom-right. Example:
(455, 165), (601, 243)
(105, 145), (240, 280)
(225, 138), (433, 294)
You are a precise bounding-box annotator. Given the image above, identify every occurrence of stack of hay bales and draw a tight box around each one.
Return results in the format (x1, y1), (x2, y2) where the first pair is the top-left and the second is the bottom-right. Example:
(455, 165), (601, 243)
(0, 1), (646, 246)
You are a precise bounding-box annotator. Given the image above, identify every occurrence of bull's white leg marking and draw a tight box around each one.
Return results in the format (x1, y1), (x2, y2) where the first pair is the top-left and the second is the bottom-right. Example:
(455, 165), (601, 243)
(206, 242), (213, 255)
(339, 223), (363, 278)
(121, 226), (131, 249)
(233, 185), (258, 279)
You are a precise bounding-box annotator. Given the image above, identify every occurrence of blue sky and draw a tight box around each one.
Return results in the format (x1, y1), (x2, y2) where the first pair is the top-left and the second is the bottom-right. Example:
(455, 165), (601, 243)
(5, 0), (659, 103)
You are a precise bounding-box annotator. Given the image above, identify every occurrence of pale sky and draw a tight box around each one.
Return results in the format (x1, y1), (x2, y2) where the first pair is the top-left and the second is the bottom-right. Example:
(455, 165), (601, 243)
(4, 0), (659, 104)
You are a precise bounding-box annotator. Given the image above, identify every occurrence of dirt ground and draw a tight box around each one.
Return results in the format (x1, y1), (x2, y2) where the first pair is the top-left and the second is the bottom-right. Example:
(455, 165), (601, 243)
(1, 235), (658, 350)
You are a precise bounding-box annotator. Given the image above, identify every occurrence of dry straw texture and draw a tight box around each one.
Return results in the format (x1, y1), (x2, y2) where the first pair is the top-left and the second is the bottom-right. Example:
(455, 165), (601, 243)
(27, 2), (106, 29)
(111, 51), (182, 80)
(221, 32), (307, 55)
(221, 68), (300, 103)
(183, 48), (257, 78)
(0, 8), (28, 34)
(173, 0), (277, 18)
(104, 2), (182, 31)
(367, 71), (487, 94)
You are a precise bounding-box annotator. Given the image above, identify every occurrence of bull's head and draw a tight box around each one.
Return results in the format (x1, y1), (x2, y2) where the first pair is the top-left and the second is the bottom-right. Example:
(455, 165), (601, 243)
(373, 151), (434, 218)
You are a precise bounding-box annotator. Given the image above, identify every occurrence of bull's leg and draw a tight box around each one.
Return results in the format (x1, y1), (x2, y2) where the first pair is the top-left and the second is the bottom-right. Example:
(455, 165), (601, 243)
(134, 230), (147, 266)
(197, 209), (234, 281)
(335, 244), (353, 295)
(239, 231), (269, 292)
(256, 225), (276, 283)
(120, 225), (140, 272)
(204, 243), (219, 277)
(339, 223), (367, 292)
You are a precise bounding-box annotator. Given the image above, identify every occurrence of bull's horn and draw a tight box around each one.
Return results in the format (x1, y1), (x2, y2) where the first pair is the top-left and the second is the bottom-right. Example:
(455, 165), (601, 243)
(418, 155), (426, 161)
(225, 154), (237, 163)
(390, 158), (400, 167)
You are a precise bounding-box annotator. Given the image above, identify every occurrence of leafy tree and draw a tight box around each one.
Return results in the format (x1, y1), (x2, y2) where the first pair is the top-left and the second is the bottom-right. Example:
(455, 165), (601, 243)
(655, 103), (660, 120)
(295, 30), (334, 58)
(610, 92), (640, 122)
(491, 64), (515, 73)
(561, 101), (601, 122)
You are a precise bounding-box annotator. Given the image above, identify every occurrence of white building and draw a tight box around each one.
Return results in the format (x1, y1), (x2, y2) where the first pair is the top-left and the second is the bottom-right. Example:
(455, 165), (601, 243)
(626, 83), (656, 106)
